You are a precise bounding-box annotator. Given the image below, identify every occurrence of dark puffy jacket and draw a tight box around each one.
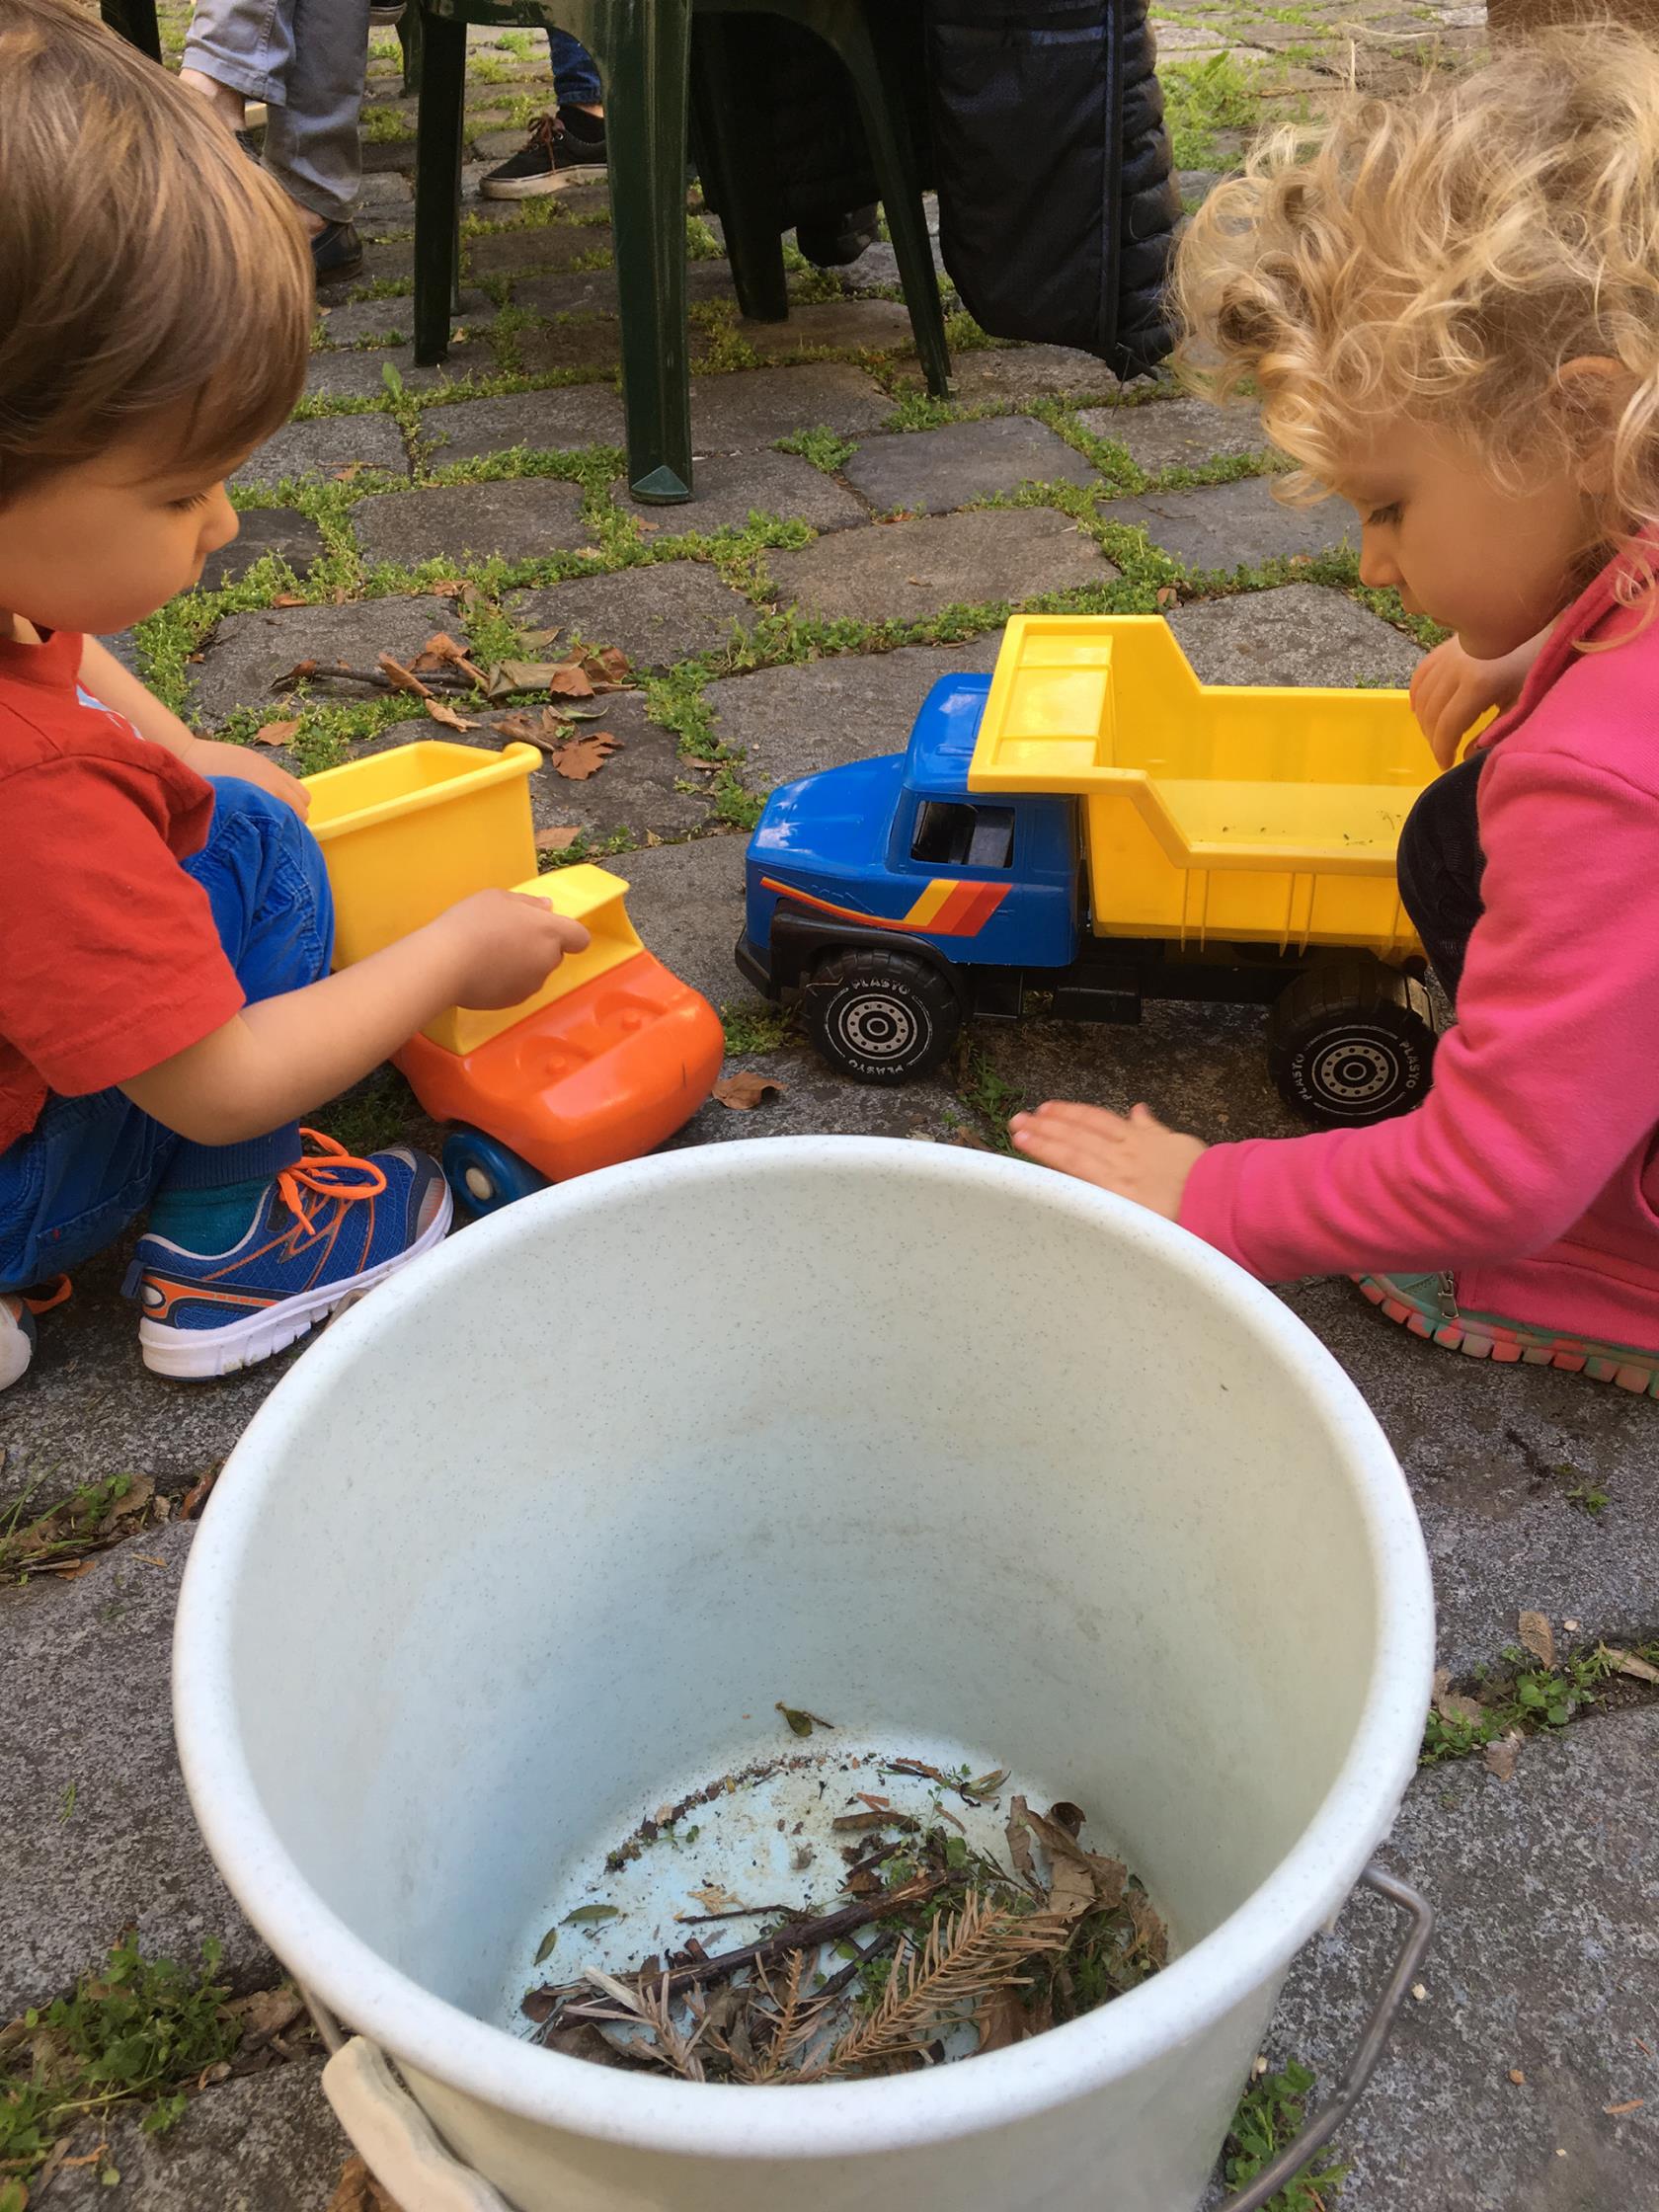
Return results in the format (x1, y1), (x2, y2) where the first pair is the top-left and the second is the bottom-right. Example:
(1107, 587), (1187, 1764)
(691, 1), (1176, 379)
(924, 0), (1179, 377)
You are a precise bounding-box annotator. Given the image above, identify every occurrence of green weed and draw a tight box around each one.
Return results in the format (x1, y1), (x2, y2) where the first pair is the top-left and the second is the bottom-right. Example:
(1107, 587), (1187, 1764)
(1419, 1638), (1659, 1765)
(0, 1939), (240, 2196)
(1223, 2060), (1349, 2210)
(775, 425), (859, 474)
(720, 1002), (795, 1054)
(1161, 52), (1266, 168)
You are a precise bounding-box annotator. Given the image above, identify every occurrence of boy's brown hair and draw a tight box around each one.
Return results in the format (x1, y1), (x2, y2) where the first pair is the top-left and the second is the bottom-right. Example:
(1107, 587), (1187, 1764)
(0, 0), (312, 505)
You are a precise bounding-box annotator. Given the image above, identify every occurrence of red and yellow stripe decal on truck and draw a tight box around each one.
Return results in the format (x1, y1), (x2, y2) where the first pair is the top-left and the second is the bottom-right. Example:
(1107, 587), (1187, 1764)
(761, 876), (1009, 937)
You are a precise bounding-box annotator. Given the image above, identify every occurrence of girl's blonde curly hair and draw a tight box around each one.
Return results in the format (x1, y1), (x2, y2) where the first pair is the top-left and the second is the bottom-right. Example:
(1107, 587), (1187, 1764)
(1173, 26), (1659, 567)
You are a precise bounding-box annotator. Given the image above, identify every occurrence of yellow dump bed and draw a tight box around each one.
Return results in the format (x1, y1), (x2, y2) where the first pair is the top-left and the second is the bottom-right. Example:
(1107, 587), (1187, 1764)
(968, 614), (1436, 958)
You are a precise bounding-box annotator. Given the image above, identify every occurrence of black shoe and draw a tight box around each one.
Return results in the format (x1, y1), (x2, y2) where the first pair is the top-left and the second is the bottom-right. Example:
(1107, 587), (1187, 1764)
(311, 220), (363, 281)
(795, 203), (880, 268)
(479, 108), (607, 200)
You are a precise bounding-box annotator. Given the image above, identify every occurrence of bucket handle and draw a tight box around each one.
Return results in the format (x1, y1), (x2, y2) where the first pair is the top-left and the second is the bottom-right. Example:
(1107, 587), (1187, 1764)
(1216, 1862), (1434, 2212)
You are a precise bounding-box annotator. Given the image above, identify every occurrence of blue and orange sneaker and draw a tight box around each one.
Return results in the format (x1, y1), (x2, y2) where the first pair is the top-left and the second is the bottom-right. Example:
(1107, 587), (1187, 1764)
(1358, 1273), (1659, 1397)
(128, 1131), (451, 1380)
(0, 1276), (72, 1392)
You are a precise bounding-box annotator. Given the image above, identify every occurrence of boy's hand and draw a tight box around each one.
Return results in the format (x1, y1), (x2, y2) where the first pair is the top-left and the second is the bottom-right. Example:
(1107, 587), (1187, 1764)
(1009, 1100), (1207, 1223)
(186, 736), (311, 819)
(1408, 631), (1546, 769)
(438, 888), (591, 1008)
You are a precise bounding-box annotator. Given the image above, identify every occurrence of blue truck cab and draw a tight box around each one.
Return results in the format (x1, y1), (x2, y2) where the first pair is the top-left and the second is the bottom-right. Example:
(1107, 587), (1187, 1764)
(736, 674), (1077, 1081)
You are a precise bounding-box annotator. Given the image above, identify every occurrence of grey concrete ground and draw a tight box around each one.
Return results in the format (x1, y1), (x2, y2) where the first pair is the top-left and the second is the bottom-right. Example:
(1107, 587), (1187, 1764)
(7, 4), (1654, 2206)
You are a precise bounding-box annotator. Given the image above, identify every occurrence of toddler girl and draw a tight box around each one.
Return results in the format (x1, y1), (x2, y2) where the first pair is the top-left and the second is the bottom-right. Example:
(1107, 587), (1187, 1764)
(1013, 30), (1659, 1397)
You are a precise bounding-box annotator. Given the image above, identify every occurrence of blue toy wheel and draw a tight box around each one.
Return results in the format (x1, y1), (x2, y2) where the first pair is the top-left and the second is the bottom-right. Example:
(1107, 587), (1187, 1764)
(442, 1128), (548, 1216)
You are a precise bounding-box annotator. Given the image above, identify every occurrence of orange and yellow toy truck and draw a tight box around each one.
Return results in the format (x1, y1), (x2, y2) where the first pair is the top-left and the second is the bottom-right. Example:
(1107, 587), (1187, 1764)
(303, 739), (724, 1212)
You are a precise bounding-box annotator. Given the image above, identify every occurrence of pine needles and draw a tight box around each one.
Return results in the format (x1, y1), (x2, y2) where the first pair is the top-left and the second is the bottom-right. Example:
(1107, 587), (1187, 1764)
(521, 1769), (1170, 2087)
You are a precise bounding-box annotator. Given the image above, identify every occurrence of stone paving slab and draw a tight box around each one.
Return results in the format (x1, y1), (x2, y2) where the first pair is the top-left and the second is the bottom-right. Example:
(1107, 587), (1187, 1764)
(189, 596), (446, 726)
(316, 289), (487, 348)
(232, 414), (409, 491)
(732, 298), (917, 359)
(704, 633), (1003, 794)
(941, 343), (1125, 406)
(841, 417), (1098, 514)
(765, 507), (1112, 625)
(1077, 393), (1274, 476)
(599, 831), (750, 1016)
(613, 451), (868, 535)
(0, 1520), (275, 2017)
(1251, 1708), (1659, 2211)
(198, 509), (325, 592)
(315, 238), (416, 298)
(688, 363), (891, 454)
(1167, 584), (1423, 687)
(466, 223), (613, 277)
(44, 2058), (348, 2212)
(418, 385), (625, 464)
(1284, 1278), (1659, 1676)
(1104, 474), (1358, 572)
(357, 695), (713, 842)
(303, 340), (499, 403)
(351, 476), (590, 566)
(508, 561), (754, 670)
(513, 319), (624, 377)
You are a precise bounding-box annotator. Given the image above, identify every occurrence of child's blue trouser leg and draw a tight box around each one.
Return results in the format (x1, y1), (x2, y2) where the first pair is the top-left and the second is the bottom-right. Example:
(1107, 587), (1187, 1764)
(0, 781), (335, 1290)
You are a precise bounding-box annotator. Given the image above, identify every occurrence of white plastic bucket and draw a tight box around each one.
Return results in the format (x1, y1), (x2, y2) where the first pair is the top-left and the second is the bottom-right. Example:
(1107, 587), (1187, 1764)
(174, 1138), (1434, 2212)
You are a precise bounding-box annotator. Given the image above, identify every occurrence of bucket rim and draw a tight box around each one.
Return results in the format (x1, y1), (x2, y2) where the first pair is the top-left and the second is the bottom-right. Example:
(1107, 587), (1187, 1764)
(173, 1135), (1435, 2163)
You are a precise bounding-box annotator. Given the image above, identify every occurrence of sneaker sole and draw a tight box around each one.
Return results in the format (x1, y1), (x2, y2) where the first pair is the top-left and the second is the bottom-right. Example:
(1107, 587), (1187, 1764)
(138, 1184), (453, 1381)
(1357, 1278), (1659, 1396)
(479, 162), (607, 199)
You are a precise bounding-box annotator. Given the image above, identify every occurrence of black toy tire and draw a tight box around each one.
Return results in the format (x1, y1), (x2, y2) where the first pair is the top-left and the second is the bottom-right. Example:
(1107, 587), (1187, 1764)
(1267, 957), (1439, 1127)
(801, 948), (962, 1083)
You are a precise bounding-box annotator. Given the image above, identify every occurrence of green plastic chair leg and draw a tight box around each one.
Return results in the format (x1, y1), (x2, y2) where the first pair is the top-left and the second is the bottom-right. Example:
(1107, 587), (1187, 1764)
(397, 4), (425, 98)
(412, 10), (467, 364)
(689, 20), (789, 324)
(569, 1), (695, 503)
(814, 4), (952, 398)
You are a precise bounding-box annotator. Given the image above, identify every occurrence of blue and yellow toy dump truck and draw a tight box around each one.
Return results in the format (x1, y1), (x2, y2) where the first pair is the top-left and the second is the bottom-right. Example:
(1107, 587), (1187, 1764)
(737, 614), (1444, 1128)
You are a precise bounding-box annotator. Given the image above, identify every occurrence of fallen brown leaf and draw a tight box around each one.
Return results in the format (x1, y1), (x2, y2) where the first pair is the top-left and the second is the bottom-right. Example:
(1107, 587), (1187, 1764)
(1483, 1734), (1521, 1781)
(686, 1885), (742, 1916)
(1518, 1611), (1555, 1670)
(178, 1467), (220, 1519)
(331, 461), (368, 484)
(269, 659), (318, 691)
(1605, 2100), (1645, 2117)
(547, 663), (596, 699)
(974, 1985), (1028, 2055)
(1509, 2067), (1527, 2086)
(376, 652), (433, 698)
(1021, 1803), (1127, 1921)
(252, 719), (300, 749)
(1154, 585), (1179, 609)
(428, 578), (465, 595)
(325, 2154), (403, 2212)
(424, 697), (480, 733)
(412, 631), (489, 686)
(714, 1071), (784, 1110)
(1607, 1648), (1659, 1685)
(535, 826), (582, 853)
(271, 592), (307, 608)
(552, 733), (621, 781)
(1006, 1796), (1036, 1884)
(225, 1986), (306, 2046)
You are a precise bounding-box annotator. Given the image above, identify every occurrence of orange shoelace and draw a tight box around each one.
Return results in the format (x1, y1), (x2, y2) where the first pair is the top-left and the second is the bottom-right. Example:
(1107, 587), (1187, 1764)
(276, 1129), (388, 1232)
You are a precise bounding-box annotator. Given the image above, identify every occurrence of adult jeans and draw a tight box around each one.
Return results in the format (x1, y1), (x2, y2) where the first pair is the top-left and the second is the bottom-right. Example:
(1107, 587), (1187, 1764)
(0, 781), (335, 1292)
(184, 0), (372, 224)
(547, 28), (601, 107)
(1395, 750), (1487, 1005)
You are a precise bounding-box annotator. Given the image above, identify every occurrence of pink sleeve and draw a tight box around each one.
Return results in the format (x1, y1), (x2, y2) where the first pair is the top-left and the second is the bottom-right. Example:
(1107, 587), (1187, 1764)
(1178, 750), (1659, 1281)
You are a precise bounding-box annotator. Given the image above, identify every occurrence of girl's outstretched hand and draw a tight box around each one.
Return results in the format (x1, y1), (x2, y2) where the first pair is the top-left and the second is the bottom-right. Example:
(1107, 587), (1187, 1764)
(1009, 1100), (1207, 1223)
(1408, 629), (1547, 769)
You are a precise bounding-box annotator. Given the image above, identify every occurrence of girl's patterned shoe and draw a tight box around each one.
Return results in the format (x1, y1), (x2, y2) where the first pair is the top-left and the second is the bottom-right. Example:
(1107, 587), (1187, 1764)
(1357, 1273), (1659, 1396)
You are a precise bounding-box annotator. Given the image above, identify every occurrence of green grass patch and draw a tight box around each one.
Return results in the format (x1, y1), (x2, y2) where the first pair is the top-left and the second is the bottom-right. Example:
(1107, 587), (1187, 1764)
(0, 1939), (244, 2200)
(1161, 51), (1267, 168)
(1420, 1637), (1659, 1766)
(775, 425), (859, 474)
(1221, 2059), (1350, 2210)
(720, 1001), (795, 1054)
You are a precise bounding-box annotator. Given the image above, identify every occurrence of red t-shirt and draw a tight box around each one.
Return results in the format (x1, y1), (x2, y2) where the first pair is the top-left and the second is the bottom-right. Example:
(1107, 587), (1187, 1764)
(0, 629), (244, 1151)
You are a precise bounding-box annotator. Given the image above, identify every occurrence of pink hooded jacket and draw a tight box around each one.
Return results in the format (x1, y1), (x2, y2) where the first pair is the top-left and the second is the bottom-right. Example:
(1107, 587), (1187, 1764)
(1180, 544), (1659, 1349)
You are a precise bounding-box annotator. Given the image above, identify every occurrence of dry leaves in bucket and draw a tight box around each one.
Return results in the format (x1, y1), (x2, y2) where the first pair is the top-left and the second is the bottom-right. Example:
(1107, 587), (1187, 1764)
(519, 1756), (1167, 2086)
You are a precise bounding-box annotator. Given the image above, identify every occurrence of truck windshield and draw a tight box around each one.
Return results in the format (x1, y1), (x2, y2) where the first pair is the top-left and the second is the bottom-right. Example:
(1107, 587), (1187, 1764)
(910, 800), (1015, 870)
